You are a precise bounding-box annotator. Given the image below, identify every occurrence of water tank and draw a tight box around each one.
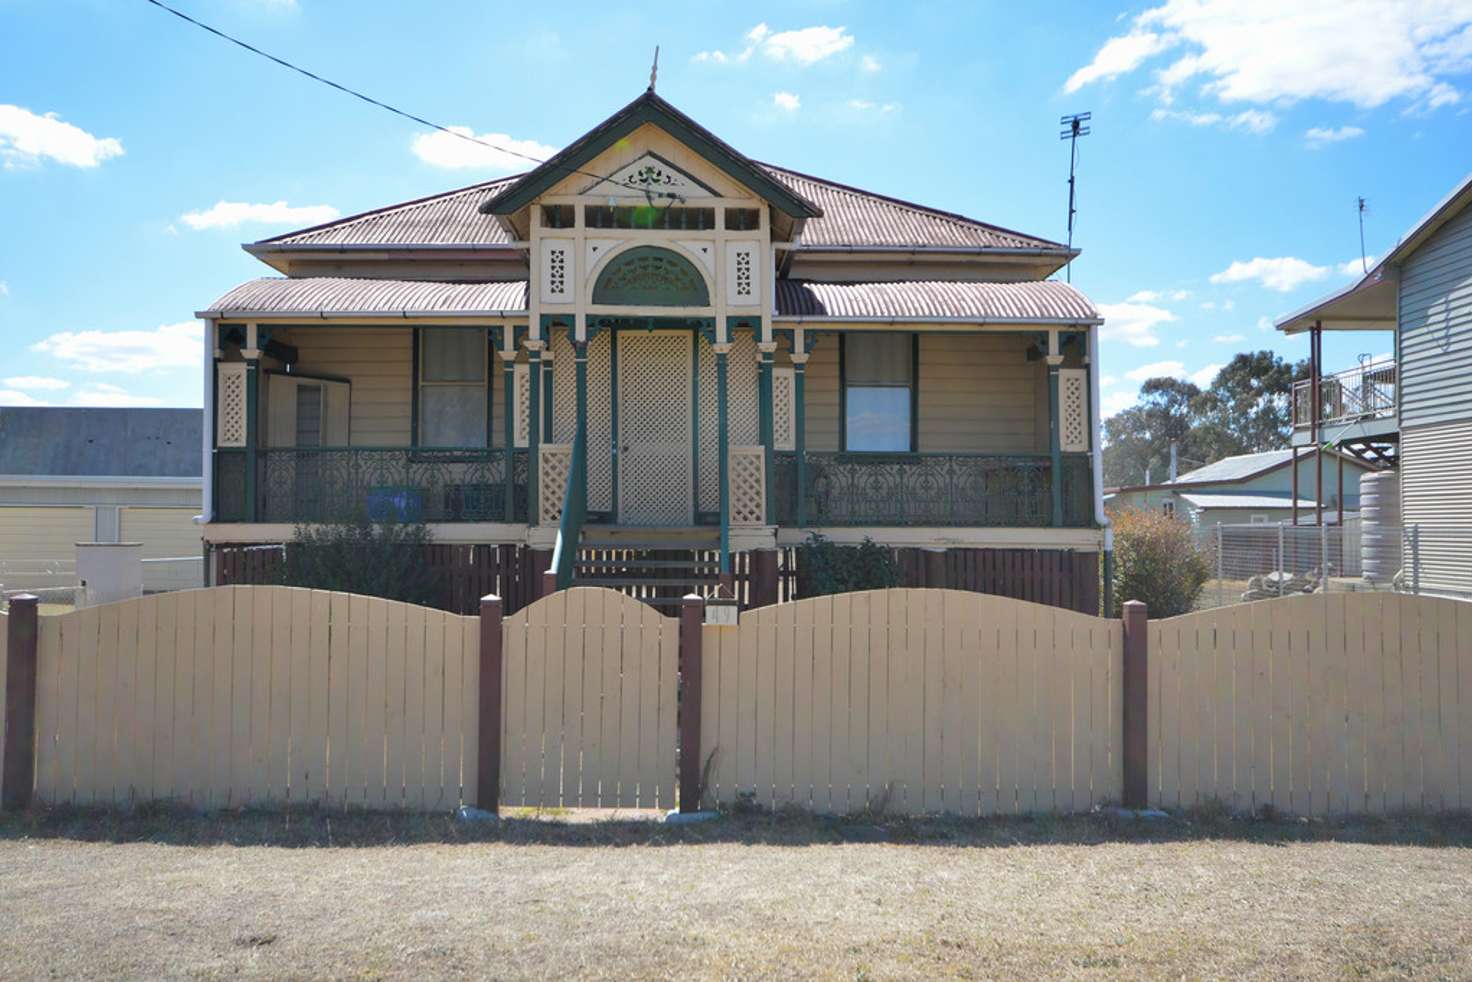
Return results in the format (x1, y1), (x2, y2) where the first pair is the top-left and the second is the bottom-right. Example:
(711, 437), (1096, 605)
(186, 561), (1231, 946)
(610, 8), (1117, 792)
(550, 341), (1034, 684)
(1360, 470), (1400, 585)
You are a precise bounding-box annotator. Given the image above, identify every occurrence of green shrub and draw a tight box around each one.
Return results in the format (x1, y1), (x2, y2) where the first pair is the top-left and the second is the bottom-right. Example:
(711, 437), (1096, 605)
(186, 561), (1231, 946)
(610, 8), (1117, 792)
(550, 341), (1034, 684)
(1109, 507), (1210, 616)
(282, 518), (443, 608)
(795, 533), (902, 599)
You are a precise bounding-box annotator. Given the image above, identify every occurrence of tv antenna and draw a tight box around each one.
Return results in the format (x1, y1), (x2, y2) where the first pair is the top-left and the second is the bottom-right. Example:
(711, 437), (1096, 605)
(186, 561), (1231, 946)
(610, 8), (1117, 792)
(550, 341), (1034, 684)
(1060, 112), (1091, 283)
(1356, 196), (1369, 274)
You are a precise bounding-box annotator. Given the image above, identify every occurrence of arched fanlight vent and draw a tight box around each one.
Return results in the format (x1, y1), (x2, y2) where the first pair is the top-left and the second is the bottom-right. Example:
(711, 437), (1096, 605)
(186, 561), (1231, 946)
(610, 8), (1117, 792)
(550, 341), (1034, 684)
(591, 246), (710, 307)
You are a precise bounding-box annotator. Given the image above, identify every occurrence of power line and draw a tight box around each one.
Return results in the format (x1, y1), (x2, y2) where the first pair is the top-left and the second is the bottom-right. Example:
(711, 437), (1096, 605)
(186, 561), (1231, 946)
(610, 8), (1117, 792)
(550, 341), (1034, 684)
(140, 0), (682, 202)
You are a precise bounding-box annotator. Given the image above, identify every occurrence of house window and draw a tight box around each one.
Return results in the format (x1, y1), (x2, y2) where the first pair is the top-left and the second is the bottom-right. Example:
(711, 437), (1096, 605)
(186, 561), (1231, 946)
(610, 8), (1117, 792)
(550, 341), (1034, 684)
(1250, 514), (1269, 524)
(418, 328), (486, 447)
(843, 333), (914, 452)
(1162, 499), (1175, 518)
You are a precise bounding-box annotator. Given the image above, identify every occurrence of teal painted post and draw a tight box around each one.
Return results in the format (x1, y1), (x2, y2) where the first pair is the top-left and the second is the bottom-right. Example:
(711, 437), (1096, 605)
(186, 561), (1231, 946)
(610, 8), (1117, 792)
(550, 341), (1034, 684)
(793, 354), (808, 527)
(574, 340), (589, 500)
(716, 344), (731, 574)
(1048, 361), (1063, 527)
(528, 344), (542, 525)
(502, 353), (516, 522)
(542, 350), (555, 443)
(758, 343), (775, 524)
(244, 358), (258, 521)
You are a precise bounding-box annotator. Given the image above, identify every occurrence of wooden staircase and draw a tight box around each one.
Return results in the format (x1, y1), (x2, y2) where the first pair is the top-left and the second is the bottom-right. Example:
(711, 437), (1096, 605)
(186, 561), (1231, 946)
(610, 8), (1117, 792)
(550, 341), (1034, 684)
(570, 526), (722, 610)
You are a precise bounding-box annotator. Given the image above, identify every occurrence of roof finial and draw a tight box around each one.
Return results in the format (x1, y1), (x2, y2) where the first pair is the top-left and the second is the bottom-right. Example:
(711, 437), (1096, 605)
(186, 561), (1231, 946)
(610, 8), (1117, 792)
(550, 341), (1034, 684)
(649, 45), (660, 92)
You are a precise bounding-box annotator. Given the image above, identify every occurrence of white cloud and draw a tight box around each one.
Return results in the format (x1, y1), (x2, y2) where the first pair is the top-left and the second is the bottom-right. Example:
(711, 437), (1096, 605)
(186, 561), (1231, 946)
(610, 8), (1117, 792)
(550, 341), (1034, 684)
(1101, 389), (1137, 418)
(1200, 301), (1216, 310)
(1066, 2), (1472, 114)
(1338, 254), (1376, 276)
(1210, 256), (1331, 292)
(0, 280), (7, 296)
(1257, 315), (1275, 332)
(861, 54), (882, 73)
(180, 200), (340, 231)
(1189, 363), (1223, 387)
(1170, 289), (1192, 300)
(0, 389), (46, 407)
(696, 23), (854, 67)
(410, 127), (556, 172)
(1126, 289), (1162, 303)
(1098, 301), (1176, 348)
(30, 321), (203, 374)
(1213, 333), (1246, 343)
(1126, 359), (1186, 381)
(1065, 30), (1176, 92)
(2, 376), (69, 391)
(773, 91), (801, 112)
(1151, 107), (1277, 133)
(66, 382), (164, 408)
(1100, 374), (1118, 387)
(848, 98), (899, 113)
(1305, 124), (1366, 147)
(0, 104), (124, 169)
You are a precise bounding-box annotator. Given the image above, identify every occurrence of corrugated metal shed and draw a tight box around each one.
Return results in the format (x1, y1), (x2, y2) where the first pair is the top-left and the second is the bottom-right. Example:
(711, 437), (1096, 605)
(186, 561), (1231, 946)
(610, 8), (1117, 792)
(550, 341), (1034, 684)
(0, 408), (201, 478)
(775, 279), (1098, 322)
(256, 167), (1068, 253)
(201, 277), (530, 316)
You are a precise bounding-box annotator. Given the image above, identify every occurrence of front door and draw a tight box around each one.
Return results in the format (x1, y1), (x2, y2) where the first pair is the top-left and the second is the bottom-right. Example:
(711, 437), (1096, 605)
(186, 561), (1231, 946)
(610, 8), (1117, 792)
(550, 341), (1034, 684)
(617, 330), (693, 525)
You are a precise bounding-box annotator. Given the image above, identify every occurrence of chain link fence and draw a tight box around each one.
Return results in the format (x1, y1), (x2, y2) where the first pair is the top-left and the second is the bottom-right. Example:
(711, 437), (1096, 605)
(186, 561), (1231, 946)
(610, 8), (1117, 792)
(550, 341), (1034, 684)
(1195, 521), (1472, 609)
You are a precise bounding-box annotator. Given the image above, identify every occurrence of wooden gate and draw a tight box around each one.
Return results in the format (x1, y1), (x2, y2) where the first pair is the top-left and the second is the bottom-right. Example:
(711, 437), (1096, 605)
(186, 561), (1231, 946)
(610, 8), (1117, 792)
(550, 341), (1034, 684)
(499, 588), (679, 809)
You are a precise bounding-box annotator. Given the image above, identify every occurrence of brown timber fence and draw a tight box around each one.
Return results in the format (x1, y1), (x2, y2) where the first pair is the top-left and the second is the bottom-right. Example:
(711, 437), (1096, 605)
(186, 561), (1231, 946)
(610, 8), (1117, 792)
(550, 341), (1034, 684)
(1, 587), (1469, 817)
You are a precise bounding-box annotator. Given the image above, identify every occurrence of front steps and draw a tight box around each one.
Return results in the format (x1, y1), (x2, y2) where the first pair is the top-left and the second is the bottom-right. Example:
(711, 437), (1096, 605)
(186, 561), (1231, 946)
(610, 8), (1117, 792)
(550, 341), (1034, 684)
(571, 527), (722, 609)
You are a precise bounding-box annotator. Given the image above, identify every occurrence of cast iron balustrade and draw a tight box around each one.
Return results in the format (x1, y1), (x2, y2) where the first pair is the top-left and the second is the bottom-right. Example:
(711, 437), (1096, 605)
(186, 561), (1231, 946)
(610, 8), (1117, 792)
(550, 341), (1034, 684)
(215, 447), (530, 524)
(772, 452), (1095, 528)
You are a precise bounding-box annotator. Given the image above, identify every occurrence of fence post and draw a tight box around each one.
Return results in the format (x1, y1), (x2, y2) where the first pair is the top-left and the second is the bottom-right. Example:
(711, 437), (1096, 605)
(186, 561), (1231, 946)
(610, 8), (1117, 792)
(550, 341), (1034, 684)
(2, 595), (39, 811)
(923, 547), (947, 589)
(678, 593), (705, 813)
(476, 594), (503, 814)
(1121, 599), (1149, 810)
(530, 548), (553, 600)
(1216, 524), (1224, 609)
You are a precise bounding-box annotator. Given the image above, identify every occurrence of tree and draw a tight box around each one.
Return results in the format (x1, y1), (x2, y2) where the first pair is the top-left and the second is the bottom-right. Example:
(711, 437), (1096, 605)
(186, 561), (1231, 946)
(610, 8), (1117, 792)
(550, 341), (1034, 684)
(1109, 507), (1211, 616)
(1191, 351), (1309, 460)
(1102, 377), (1202, 487)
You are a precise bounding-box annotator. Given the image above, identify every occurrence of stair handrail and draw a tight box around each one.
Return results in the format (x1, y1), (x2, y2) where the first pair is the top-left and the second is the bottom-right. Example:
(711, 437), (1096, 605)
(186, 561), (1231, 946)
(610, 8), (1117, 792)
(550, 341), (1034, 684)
(548, 425), (588, 591)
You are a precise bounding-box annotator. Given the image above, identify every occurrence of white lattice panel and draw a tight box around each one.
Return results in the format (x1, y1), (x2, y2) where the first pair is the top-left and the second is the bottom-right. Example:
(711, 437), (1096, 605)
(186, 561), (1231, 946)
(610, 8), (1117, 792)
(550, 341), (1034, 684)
(514, 362), (530, 448)
(216, 362), (247, 448)
(697, 329), (760, 512)
(1059, 368), (1090, 452)
(540, 444), (572, 524)
(541, 238), (573, 303)
(729, 446), (766, 526)
(774, 367), (795, 451)
(618, 331), (692, 525)
(725, 241), (759, 307)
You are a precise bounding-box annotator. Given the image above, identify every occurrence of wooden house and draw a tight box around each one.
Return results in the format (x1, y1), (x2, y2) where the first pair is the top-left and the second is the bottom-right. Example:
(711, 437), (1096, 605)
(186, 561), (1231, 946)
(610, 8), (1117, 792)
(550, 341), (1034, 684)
(198, 90), (1107, 611)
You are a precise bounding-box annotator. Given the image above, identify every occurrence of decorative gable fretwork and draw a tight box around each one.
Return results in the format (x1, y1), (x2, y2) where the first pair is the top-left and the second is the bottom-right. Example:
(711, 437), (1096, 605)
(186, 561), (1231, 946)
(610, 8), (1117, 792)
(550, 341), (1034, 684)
(216, 362), (247, 448)
(540, 238), (574, 304)
(726, 241), (759, 307)
(580, 152), (717, 200)
(1059, 368), (1090, 453)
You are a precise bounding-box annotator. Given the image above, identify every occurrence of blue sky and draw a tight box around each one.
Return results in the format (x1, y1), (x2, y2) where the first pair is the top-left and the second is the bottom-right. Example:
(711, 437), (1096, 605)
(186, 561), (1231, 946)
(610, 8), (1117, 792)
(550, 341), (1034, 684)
(1, 0), (1470, 415)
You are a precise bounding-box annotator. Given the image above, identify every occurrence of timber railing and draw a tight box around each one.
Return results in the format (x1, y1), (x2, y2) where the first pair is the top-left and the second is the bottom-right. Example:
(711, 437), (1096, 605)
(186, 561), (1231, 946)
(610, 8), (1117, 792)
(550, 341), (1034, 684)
(547, 427), (588, 593)
(214, 447), (530, 524)
(772, 451), (1093, 527)
(1293, 359), (1397, 428)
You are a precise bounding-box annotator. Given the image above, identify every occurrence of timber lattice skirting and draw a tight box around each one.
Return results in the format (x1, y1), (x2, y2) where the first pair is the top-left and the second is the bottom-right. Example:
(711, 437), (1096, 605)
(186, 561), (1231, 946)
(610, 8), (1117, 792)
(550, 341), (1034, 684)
(1, 587), (1468, 817)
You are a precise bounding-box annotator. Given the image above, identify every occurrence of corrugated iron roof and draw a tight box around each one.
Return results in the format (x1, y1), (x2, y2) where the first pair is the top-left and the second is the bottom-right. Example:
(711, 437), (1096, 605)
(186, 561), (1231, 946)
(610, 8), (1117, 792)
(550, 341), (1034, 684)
(200, 277), (529, 316)
(763, 165), (1066, 251)
(1176, 492), (1319, 510)
(0, 408), (201, 478)
(775, 279), (1098, 322)
(201, 276), (1096, 325)
(1167, 450), (1297, 486)
(256, 166), (1067, 253)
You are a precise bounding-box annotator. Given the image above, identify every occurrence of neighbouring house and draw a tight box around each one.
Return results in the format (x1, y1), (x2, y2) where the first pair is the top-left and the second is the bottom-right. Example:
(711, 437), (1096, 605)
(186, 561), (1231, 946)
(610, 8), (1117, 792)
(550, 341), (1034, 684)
(0, 407), (203, 594)
(1277, 171), (1472, 594)
(196, 88), (1107, 612)
(1106, 449), (1377, 532)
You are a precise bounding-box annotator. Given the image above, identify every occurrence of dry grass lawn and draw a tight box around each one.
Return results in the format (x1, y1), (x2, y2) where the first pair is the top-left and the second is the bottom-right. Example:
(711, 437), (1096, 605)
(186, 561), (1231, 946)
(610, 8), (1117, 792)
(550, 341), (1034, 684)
(1, 807), (1470, 980)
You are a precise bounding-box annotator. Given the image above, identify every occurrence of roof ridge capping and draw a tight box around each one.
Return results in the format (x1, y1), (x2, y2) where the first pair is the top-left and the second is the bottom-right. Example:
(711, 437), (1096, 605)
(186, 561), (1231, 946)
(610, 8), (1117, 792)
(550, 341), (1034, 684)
(478, 90), (822, 219)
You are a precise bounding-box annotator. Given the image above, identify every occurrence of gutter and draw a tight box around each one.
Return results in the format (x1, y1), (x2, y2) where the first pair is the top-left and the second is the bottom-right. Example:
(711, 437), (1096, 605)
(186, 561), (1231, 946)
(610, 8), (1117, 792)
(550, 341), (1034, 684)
(244, 243), (529, 256)
(196, 308), (529, 320)
(773, 243), (1078, 259)
(773, 314), (1103, 327)
(0, 475), (201, 490)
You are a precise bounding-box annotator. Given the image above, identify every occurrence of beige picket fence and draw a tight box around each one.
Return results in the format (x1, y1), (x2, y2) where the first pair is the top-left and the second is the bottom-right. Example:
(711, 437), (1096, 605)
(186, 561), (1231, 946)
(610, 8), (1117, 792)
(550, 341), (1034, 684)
(1150, 592), (1472, 816)
(699, 589), (1123, 815)
(30, 587), (481, 809)
(500, 588), (679, 809)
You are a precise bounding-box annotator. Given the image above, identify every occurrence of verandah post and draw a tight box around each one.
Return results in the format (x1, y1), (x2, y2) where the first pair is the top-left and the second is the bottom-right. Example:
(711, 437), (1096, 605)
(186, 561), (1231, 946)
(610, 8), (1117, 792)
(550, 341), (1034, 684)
(1120, 599), (1149, 809)
(757, 340), (777, 523)
(526, 339), (543, 526)
(791, 349), (809, 527)
(1046, 344), (1065, 528)
(2, 594), (39, 811)
(476, 593), (504, 814)
(500, 341), (517, 522)
(678, 594), (705, 812)
(714, 342), (732, 581)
